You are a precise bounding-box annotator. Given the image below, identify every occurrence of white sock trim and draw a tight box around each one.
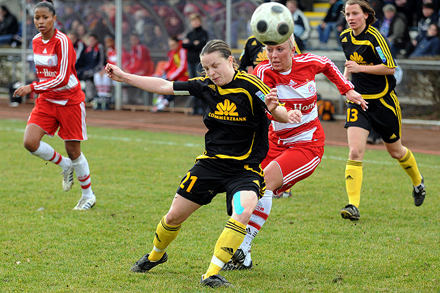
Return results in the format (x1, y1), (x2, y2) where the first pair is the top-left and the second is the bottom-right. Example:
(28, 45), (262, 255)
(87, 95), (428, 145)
(153, 246), (166, 253)
(211, 255), (225, 268)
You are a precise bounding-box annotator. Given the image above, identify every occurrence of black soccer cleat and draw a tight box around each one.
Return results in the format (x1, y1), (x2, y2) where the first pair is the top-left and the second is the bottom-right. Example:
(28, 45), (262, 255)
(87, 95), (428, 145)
(340, 204), (360, 221)
(412, 175), (426, 207)
(221, 248), (253, 271)
(130, 252), (168, 273)
(200, 274), (233, 288)
(222, 260), (253, 271)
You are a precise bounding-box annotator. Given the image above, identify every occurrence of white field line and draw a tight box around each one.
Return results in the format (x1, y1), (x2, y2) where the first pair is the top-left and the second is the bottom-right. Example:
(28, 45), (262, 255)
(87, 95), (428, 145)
(1, 126), (438, 169)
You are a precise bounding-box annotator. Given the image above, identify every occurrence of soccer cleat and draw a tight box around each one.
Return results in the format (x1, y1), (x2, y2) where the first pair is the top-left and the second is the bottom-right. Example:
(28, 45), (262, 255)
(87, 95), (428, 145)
(221, 248), (253, 271)
(340, 204), (360, 221)
(200, 274), (233, 288)
(61, 163), (74, 191)
(412, 175), (426, 207)
(130, 253), (168, 273)
(273, 189), (292, 198)
(73, 195), (96, 210)
(222, 260), (253, 271)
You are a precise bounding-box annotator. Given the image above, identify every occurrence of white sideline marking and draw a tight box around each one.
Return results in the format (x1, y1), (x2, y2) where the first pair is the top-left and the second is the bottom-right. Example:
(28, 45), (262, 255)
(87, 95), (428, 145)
(1, 126), (437, 168)
(0, 126), (203, 148)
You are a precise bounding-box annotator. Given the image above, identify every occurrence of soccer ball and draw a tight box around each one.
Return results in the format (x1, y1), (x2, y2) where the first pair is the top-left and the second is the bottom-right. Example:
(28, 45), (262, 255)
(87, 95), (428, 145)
(250, 2), (294, 45)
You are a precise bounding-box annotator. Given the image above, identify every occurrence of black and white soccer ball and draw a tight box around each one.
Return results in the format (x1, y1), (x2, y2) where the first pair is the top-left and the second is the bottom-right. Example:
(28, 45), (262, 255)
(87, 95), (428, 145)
(250, 2), (295, 46)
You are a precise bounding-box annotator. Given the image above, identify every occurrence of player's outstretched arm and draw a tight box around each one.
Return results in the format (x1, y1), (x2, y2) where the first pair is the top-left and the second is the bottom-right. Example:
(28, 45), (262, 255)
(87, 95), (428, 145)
(105, 63), (174, 95)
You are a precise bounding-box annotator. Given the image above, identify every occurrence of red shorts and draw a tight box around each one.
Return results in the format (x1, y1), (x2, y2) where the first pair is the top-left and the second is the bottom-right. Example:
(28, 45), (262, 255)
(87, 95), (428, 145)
(27, 99), (88, 141)
(262, 140), (324, 194)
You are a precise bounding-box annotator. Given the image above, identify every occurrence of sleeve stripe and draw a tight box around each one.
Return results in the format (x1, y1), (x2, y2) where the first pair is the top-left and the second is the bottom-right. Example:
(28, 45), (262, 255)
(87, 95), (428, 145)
(368, 27), (396, 67)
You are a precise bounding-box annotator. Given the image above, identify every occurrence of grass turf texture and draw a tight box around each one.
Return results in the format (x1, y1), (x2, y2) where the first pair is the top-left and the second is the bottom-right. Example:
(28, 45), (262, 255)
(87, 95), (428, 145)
(1, 119), (439, 292)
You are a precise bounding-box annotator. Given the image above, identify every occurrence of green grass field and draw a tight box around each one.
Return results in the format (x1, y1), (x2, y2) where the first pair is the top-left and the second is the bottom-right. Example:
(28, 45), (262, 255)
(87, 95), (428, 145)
(1, 119), (439, 292)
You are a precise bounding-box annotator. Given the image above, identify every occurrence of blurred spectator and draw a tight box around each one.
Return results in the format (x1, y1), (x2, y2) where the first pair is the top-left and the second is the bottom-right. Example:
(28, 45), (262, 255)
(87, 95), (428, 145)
(125, 32), (154, 76)
(134, 9), (155, 39)
(336, 9), (348, 38)
(91, 17), (113, 46)
(409, 23), (440, 58)
(76, 34), (105, 102)
(182, 13), (208, 115)
(92, 35), (118, 110)
(317, 0), (344, 49)
(414, 3), (439, 47)
(146, 24), (168, 51)
(395, 0), (417, 27)
(0, 5), (19, 46)
(152, 36), (189, 112)
(370, 0), (385, 23)
(62, 5), (80, 31)
(379, 4), (411, 57)
(286, 0), (311, 49)
(121, 19), (133, 52)
(183, 2), (202, 18)
(166, 15), (185, 38)
(67, 30), (85, 63)
(76, 23), (88, 42)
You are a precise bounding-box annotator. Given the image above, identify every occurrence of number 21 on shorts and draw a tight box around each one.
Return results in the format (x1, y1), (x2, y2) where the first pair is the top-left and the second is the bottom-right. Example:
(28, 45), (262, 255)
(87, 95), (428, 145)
(180, 172), (198, 193)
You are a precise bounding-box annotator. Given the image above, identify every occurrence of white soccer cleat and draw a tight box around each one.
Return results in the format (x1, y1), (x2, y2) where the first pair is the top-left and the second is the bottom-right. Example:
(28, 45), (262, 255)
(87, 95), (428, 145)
(73, 195), (96, 210)
(61, 161), (74, 191)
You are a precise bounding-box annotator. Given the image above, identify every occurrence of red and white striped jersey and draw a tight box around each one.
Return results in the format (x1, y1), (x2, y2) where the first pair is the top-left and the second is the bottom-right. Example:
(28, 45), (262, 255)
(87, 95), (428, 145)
(254, 53), (353, 147)
(30, 29), (85, 105)
(106, 47), (117, 65)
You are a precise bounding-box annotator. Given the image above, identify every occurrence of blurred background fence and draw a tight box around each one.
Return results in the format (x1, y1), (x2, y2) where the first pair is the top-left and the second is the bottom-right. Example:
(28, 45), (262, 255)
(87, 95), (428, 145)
(0, 0), (439, 120)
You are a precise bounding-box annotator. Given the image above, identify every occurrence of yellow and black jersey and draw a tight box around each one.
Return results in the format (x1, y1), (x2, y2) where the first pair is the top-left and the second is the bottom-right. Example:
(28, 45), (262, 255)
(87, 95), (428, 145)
(340, 25), (397, 99)
(173, 70), (271, 165)
(238, 36), (268, 71)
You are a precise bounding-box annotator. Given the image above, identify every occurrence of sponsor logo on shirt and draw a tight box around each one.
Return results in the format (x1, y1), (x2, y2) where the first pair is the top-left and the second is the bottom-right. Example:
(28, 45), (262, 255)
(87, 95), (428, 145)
(375, 46), (387, 63)
(255, 91), (265, 101)
(209, 99), (247, 121)
(38, 68), (57, 77)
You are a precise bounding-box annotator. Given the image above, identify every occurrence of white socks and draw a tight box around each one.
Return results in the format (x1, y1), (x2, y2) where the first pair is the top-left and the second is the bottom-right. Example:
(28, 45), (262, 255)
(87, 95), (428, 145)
(72, 153), (94, 198)
(31, 141), (71, 170)
(239, 189), (273, 265)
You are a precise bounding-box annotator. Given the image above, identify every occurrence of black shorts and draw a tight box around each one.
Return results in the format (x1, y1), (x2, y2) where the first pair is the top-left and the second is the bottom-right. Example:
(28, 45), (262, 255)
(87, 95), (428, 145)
(345, 91), (401, 143)
(176, 159), (265, 216)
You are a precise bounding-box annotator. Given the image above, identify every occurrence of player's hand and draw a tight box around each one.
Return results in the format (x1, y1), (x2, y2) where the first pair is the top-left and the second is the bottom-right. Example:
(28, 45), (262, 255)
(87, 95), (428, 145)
(344, 60), (362, 74)
(346, 89), (368, 111)
(265, 88), (279, 112)
(13, 85), (32, 98)
(287, 109), (302, 124)
(105, 63), (125, 82)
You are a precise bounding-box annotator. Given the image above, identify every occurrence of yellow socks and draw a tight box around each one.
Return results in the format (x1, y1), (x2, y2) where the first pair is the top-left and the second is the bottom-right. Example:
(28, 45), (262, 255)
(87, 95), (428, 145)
(204, 218), (247, 279)
(148, 215), (181, 261)
(398, 148), (422, 186)
(345, 160), (363, 208)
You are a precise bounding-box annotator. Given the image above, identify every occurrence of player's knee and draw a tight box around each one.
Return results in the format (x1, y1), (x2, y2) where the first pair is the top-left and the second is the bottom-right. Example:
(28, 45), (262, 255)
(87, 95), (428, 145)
(348, 147), (364, 160)
(23, 139), (38, 152)
(388, 149), (403, 160)
(232, 192), (256, 222)
(164, 213), (184, 226)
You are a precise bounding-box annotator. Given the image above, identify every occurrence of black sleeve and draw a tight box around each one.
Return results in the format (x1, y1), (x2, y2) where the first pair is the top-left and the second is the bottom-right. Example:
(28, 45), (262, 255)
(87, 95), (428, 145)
(173, 80), (203, 100)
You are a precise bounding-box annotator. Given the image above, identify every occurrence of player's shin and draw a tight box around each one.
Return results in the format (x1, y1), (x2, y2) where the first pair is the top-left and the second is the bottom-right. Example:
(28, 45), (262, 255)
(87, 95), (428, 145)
(398, 148), (422, 186)
(148, 215), (181, 261)
(204, 218), (246, 278)
(239, 190), (273, 261)
(345, 160), (363, 207)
